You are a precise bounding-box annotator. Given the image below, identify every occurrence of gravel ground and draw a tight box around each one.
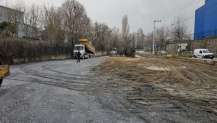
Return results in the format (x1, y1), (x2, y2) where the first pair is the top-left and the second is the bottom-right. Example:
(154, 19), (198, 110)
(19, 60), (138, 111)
(1, 56), (217, 123)
(0, 57), (144, 123)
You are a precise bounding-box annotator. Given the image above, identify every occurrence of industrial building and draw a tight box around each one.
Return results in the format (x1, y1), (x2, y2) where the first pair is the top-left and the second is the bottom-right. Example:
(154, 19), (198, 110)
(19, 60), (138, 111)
(194, 0), (217, 40)
(0, 5), (35, 38)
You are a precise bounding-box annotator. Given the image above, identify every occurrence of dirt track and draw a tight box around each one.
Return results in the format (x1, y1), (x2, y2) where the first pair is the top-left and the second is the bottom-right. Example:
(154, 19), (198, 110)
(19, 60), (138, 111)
(98, 56), (217, 122)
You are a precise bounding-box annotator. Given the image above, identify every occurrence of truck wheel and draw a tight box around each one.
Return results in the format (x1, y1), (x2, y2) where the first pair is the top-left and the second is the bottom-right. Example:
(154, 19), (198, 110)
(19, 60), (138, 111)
(0, 79), (3, 87)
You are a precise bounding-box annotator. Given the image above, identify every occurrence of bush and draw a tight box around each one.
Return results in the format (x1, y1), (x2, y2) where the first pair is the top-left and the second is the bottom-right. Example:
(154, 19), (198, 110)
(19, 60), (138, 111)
(0, 22), (16, 34)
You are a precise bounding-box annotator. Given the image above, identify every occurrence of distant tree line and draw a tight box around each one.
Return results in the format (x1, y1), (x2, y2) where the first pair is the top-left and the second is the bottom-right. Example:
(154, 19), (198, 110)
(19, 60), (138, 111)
(144, 18), (190, 52)
(0, 0), (88, 63)
(0, 0), (191, 63)
(0, 0), (138, 62)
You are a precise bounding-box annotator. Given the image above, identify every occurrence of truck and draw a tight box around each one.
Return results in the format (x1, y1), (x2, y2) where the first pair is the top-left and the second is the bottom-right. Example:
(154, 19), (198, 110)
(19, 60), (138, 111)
(73, 38), (96, 59)
(193, 49), (215, 59)
(0, 65), (10, 87)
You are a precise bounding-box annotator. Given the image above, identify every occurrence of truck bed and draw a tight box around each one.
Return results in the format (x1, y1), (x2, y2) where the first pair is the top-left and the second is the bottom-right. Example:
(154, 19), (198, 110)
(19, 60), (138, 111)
(80, 39), (96, 54)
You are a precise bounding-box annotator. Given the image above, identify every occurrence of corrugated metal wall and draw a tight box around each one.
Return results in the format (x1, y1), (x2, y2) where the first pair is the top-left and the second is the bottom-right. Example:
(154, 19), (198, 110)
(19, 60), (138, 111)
(194, 0), (217, 40)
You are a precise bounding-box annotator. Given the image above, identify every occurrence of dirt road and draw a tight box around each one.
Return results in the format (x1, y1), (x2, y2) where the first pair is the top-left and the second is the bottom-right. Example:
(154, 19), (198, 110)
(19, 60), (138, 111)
(1, 56), (217, 123)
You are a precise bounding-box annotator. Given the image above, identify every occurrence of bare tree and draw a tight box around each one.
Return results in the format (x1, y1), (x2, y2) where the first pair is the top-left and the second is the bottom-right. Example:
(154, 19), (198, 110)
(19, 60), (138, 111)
(121, 15), (129, 50)
(144, 32), (153, 51)
(122, 15), (129, 40)
(60, 0), (90, 44)
(171, 18), (188, 41)
(136, 28), (145, 49)
(156, 27), (169, 50)
(24, 4), (42, 38)
(43, 6), (64, 43)
(39, 0), (90, 46)
(25, 5), (40, 27)
(121, 15), (135, 56)
(92, 22), (112, 52)
(110, 27), (121, 50)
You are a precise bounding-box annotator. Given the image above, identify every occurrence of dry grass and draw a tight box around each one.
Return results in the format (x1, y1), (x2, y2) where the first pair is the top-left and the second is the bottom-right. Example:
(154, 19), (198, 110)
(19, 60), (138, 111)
(99, 56), (217, 113)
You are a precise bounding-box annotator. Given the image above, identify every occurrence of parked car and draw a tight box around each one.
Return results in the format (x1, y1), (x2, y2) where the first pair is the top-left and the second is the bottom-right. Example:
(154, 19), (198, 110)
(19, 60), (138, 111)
(193, 49), (215, 59)
(110, 48), (118, 56)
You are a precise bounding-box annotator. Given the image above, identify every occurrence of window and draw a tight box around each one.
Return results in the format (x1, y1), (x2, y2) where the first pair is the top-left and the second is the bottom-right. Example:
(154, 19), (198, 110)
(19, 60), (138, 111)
(75, 46), (84, 50)
(203, 50), (209, 53)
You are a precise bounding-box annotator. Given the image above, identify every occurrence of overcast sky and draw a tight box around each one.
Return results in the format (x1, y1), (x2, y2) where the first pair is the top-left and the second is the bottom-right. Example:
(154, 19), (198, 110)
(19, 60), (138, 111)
(0, 0), (205, 34)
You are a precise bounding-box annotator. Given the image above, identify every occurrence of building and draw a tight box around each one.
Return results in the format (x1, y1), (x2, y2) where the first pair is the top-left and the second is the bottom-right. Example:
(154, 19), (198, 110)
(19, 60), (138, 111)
(194, 0), (217, 40)
(0, 5), (24, 37)
(166, 41), (189, 54)
(0, 5), (24, 23)
(0, 5), (35, 38)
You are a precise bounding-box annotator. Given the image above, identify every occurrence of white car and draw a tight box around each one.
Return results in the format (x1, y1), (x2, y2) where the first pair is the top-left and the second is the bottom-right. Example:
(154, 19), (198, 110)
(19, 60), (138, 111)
(110, 48), (118, 56)
(193, 49), (215, 59)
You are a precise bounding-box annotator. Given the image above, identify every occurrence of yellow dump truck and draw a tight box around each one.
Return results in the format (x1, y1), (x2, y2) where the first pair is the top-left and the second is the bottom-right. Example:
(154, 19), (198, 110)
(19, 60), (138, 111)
(0, 65), (10, 87)
(73, 38), (96, 59)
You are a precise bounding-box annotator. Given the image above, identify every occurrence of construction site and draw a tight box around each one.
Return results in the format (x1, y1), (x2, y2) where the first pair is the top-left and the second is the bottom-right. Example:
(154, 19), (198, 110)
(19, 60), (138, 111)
(98, 56), (217, 122)
(0, 0), (217, 123)
(0, 56), (216, 123)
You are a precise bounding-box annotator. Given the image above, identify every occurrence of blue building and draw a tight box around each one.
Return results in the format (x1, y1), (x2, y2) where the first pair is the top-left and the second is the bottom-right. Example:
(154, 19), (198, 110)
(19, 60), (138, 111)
(194, 0), (217, 40)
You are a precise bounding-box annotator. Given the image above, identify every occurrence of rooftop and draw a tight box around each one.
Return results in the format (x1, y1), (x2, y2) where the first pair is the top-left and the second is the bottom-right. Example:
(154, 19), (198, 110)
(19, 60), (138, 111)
(0, 5), (24, 14)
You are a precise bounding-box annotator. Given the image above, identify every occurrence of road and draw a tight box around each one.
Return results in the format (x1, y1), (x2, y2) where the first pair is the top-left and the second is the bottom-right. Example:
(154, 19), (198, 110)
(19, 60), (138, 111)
(0, 57), (144, 123)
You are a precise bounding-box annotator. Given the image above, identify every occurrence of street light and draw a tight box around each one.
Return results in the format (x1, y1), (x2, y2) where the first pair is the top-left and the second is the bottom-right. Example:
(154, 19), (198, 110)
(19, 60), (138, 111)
(153, 20), (161, 55)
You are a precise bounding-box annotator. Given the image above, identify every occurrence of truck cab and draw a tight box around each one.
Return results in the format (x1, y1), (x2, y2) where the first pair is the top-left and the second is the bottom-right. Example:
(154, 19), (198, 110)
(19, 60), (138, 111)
(73, 38), (96, 59)
(193, 49), (215, 59)
(74, 44), (86, 59)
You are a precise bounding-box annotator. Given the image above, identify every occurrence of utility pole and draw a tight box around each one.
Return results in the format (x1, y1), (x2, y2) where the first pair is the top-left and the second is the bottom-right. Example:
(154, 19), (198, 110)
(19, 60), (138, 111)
(153, 20), (161, 55)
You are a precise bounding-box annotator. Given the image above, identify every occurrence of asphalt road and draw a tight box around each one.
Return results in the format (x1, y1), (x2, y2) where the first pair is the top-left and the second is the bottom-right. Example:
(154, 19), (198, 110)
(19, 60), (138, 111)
(0, 57), (144, 123)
